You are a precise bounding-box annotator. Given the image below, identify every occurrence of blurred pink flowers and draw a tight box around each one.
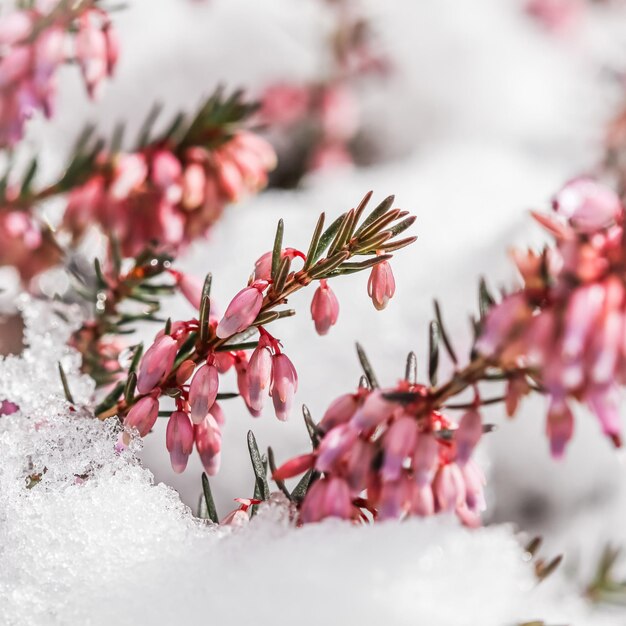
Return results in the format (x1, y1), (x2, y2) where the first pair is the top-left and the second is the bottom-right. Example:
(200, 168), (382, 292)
(63, 131), (277, 257)
(477, 177), (626, 454)
(0, 3), (117, 146)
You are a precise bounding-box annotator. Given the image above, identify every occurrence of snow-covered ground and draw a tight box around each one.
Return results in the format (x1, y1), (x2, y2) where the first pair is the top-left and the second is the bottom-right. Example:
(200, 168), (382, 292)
(4, 0), (626, 623)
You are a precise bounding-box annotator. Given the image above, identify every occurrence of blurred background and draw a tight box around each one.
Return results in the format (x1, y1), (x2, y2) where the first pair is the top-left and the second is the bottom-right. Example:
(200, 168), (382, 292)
(6, 0), (626, 593)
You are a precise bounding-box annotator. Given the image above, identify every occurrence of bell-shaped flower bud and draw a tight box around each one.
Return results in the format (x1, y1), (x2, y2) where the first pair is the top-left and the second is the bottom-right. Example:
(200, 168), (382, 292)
(352, 390), (395, 430)
(411, 484), (435, 517)
(310, 279), (339, 336)
(300, 477), (353, 523)
(173, 271), (203, 310)
(188, 361), (219, 424)
(247, 337), (273, 412)
(235, 355), (261, 418)
(253, 248), (304, 281)
(315, 423), (359, 473)
(125, 395), (159, 437)
(546, 396), (574, 459)
(433, 463), (465, 512)
(270, 353), (298, 421)
(136, 335), (178, 394)
(195, 413), (222, 476)
(166, 411), (195, 473)
(0, 12), (33, 46)
(75, 12), (108, 98)
(216, 281), (267, 339)
(382, 415), (418, 482)
(412, 431), (439, 486)
(367, 260), (395, 311)
(455, 409), (482, 466)
(319, 392), (360, 432)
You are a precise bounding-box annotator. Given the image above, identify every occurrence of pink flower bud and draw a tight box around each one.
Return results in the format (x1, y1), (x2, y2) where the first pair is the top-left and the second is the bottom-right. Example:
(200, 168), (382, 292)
(75, 13), (108, 98)
(0, 47), (31, 88)
(125, 395), (159, 437)
(382, 416), (418, 482)
(411, 484), (435, 517)
(175, 271), (204, 310)
(235, 355), (261, 418)
(300, 477), (353, 523)
(103, 22), (119, 76)
(433, 463), (465, 512)
(270, 353), (298, 421)
(136, 335), (178, 394)
(110, 153), (147, 200)
(166, 411), (195, 473)
(176, 359), (196, 385)
(553, 178), (622, 234)
(188, 362), (219, 424)
(315, 423), (359, 473)
(367, 260), (396, 311)
(259, 83), (310, 127)
(345, 438), (374, 492)
(195, 413), (222, 475)
(214, 153), (244, 201)
(253, 248), (304, 281)
(209, 401), (225, 426)
(412, 432), (439, 486)
(216, 282), (267, 338)
(182, 163), (206, 210)
(545, 396), (574, 458)
(310, 279), (339, 336)
(0, 12), (33, 45)
(455, 409), (482, 466)
(151, 150), (182, 203)
(247, 338), (273, 412)
(319, 393), (359, 432)
(378, 476), (413, 520)
(34, 26), (65, 81)
(462, 461), (486, 512)
(352, 390), (395, 430)
(272, 452), (315, 481)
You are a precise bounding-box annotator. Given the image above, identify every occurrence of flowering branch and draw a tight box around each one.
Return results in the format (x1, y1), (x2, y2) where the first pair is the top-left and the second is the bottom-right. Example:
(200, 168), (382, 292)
(95, 191), (416, 478)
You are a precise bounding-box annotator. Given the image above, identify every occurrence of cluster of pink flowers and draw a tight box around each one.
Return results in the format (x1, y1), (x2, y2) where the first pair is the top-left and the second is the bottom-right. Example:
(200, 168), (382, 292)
(274, 380), (486, 526)
(0, 209), (60, 282)
(63, 131), (277, 257)
(120, 241), (398, 473)
(0, 1), (117, 146)
(477, 177), (626, 455)
(257, 1), (389, 180)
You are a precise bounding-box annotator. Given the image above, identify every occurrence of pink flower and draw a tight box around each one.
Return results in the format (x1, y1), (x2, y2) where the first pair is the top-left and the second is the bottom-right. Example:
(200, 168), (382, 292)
(300, 477), (354, 523)
(0, 12), (33, 46)
(247, 335), (273, 412)
(136, 335), (178, 394)
(433, 463), (465, 513)
(352, 390), (395, 430)
(315, 423), (359, 473)
(253, 248), (304, 281)
(319, 84), (359, 142)
(319, 392), (360, 432)
(553, 178), (622, 234)
(455, 409), (482, 466)
(166, 411), (195, 473)
(259, 83), (310, 127)
(195, 413), (222, 475)
(173, 271), (204, 309)
(188, 361), (219, 424)
(235, 353), (261, 418)
(382, 416), (418, 482)
(216, 281), (267, 338)
(221, 498), (261, 526)
(367, 259), (396, 311)
(270, 352), (298, 421)
(75, 12), (108, 98)
(412, 432), (439, 486)
(310, 279), (340, 335)
(125, 395), (159, 437)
